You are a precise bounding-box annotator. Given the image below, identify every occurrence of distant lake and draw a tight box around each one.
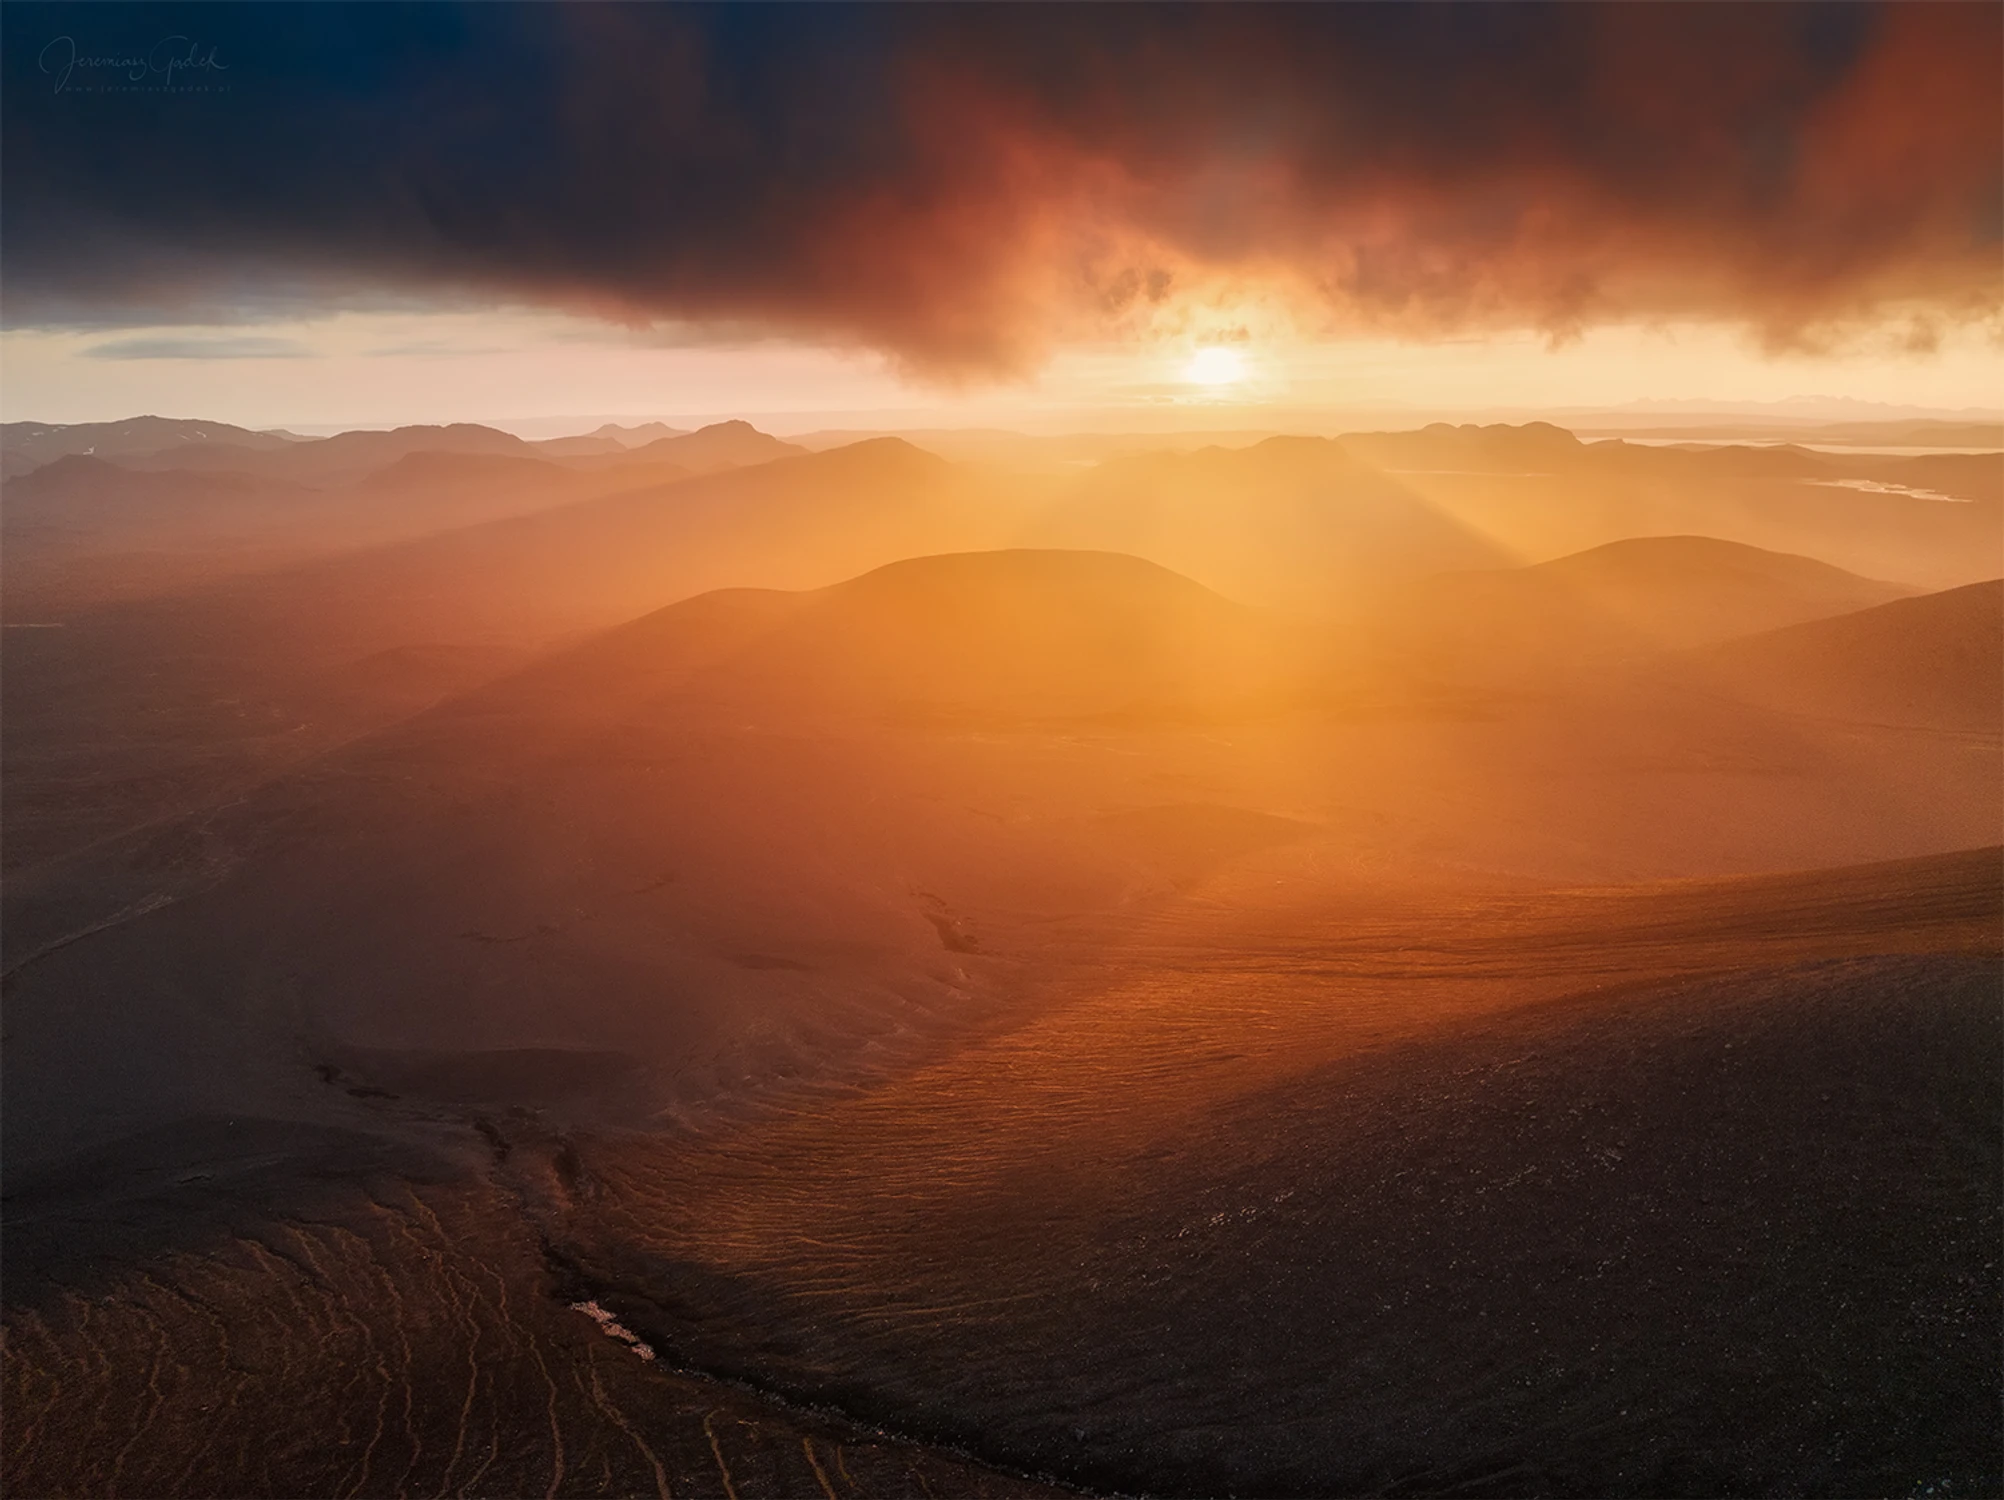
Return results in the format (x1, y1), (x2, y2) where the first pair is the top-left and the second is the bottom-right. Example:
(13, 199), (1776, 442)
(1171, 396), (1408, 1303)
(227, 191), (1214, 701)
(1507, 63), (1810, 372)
(1606, 437), (2002, 457)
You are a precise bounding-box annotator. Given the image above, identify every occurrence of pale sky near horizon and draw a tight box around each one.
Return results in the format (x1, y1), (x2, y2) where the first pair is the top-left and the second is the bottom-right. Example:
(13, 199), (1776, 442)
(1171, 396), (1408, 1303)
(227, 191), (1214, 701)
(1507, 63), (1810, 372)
(4, 307), (1999, 433)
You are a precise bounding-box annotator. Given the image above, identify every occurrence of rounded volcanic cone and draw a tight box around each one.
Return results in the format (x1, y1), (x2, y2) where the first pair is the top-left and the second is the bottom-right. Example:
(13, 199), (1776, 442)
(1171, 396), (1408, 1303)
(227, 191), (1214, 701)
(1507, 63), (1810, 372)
(685, 547), (1309, 723)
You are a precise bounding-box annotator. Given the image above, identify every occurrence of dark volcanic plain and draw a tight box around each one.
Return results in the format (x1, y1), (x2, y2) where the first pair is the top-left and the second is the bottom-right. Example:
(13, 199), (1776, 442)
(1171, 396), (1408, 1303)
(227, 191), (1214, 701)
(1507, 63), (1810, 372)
(4, 423), (2000, 1498)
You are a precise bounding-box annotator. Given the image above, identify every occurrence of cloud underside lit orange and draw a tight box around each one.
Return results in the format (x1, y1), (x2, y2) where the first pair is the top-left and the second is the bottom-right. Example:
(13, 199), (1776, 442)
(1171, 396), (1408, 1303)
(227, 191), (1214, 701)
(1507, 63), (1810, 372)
(794, 4), (2004, 374)
(3, 4), (1997, 378)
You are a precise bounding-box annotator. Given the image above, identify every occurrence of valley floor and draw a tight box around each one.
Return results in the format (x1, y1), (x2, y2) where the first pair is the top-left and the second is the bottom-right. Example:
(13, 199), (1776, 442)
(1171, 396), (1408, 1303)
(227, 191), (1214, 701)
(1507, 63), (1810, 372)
(6, 848), (1998, 1497)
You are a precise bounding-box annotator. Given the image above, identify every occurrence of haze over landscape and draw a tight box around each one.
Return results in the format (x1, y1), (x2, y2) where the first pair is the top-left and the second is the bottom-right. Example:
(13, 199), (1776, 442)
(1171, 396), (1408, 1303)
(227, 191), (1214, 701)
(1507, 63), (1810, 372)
(3, 5), (2000, 1498)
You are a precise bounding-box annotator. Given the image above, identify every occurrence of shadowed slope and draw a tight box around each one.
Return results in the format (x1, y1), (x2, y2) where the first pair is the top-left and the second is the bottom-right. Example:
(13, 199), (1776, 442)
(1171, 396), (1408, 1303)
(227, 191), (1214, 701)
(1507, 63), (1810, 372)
(541, 848), (2001, 1498)
(2, 450), (698, 617)
(337, 449), (695, 537)
(6, 552), (1300, 1174)
(1686, 579), (2003, 732)
(6, 840), (1996, 1498)
(2, 455), (315, 543)
(2, 439), (1019, 871)
(3, 459), (325, 616)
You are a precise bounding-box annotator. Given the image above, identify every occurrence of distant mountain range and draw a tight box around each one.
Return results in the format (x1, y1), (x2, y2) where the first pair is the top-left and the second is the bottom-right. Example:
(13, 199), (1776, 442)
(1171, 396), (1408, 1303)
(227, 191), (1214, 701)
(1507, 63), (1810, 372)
(0, 416), (800, 485)
(0, 422), (808, 613)
(0, 416), (305, 477)
(8, 416), (1995, 627)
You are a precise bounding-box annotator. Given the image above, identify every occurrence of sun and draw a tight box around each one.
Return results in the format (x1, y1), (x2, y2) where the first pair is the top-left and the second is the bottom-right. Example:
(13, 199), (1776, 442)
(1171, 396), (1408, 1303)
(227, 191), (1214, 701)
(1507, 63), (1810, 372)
(1184, 346), (1247, 387)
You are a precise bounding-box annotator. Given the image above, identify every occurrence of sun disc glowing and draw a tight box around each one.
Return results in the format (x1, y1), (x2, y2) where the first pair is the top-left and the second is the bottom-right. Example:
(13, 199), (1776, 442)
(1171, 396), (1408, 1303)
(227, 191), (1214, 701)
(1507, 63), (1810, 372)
(1184, 347), (1247, 386)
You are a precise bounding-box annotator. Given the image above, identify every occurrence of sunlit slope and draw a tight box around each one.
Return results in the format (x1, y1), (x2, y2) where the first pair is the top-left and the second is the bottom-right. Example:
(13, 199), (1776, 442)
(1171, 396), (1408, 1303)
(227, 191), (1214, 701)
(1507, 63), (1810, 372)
(0, 1133), (1068, 1500)
(691, 549), (1303, 721)
(1028, 435), (1507, 611)
(1684, 578), (2004, 732)
(529, 547), (1301, 722)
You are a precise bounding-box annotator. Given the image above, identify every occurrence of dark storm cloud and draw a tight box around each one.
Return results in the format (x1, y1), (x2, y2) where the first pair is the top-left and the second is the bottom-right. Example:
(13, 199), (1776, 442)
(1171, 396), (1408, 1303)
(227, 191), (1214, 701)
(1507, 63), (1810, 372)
(3, 2), (1997, 374)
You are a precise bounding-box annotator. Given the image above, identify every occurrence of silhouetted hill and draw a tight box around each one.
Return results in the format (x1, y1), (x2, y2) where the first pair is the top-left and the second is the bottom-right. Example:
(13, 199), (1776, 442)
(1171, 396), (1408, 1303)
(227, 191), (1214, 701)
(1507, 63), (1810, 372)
(1886, 453), (2004, 505)
(123, 423), (537, 483)
(1654, 443), (1834, 479)
(573, 419), (805, 475)
(1528, 535), (1913, 638)
(1341, 421), (2000, 504)
(529, 434), (629, 457)
(1340, 421), (1587, 472)
(0, 416), (302, 475)
(528, 422), (692, 457)
(680, 549), (1295, 721)
(593, 421), (689, 447)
